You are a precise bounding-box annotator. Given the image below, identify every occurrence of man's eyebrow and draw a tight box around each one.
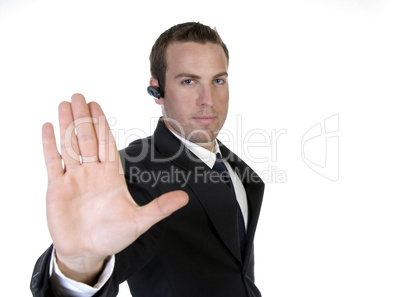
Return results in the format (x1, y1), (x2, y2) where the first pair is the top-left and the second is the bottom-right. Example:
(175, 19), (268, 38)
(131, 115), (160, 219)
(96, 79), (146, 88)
(174, 72), (229, 79)
(174, 73), (201, 80)
(213, 72), (229, 78)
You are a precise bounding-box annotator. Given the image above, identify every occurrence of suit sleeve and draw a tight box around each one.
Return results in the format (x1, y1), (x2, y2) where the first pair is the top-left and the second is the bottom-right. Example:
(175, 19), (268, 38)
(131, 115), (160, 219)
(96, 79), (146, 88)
(30, 245), (54, 297)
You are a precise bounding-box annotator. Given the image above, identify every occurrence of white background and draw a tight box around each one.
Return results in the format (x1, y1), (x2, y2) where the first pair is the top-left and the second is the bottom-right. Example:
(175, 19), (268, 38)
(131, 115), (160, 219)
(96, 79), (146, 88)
(1, 0), (401, 296)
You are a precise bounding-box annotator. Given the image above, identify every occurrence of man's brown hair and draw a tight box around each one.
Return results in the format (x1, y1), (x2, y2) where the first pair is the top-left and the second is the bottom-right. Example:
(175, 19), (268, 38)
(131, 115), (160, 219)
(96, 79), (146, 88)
(150, 22), (229, 96)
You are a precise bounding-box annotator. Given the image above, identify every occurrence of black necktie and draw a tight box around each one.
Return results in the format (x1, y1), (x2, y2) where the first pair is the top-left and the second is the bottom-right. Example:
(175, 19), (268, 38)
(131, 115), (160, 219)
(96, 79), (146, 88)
(212, 153), (246, 253)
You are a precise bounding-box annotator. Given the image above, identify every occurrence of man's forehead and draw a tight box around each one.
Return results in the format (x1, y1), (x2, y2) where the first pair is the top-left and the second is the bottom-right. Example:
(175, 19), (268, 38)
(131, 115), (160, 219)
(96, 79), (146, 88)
(166, 41), (225, 57)
(165, 41), (228, 70)
(166, 40), (210, 50)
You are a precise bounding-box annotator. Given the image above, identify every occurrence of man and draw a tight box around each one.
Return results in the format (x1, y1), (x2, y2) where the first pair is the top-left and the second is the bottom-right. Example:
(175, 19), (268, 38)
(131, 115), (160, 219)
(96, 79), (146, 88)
(31, 22), (265, 297)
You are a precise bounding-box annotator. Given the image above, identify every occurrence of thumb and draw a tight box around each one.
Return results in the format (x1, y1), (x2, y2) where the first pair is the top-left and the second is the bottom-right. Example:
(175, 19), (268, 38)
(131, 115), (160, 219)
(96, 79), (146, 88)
(134, 190), (189, 233)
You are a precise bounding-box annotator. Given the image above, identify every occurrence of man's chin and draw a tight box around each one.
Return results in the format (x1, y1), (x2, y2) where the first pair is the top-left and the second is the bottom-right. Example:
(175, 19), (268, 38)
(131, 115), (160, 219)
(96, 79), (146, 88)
(187, 130), (216, 142)
(187, 134), (217, 148)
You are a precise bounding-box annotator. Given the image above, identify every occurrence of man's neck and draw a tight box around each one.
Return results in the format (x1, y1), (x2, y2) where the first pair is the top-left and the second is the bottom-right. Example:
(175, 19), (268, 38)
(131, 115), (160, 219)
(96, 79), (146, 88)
(193, 141), (215, 152)
(163, 121), (217, 153)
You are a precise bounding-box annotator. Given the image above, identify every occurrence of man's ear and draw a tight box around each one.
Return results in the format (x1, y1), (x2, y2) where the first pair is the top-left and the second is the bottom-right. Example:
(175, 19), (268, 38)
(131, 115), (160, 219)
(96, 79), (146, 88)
(149, 77), (164, 105)
(150, 77), (159, 88)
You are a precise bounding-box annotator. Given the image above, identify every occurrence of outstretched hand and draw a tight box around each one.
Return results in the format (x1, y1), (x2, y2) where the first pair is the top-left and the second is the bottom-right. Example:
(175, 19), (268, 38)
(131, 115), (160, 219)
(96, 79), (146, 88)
(42, 94), (188, 284)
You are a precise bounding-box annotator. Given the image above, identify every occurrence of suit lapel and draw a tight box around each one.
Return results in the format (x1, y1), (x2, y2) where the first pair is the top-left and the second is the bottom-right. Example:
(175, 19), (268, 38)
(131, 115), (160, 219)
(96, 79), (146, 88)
(219, 142), (265, 265)
(153, 119), (264, 264)
(186, 161), (243, 262)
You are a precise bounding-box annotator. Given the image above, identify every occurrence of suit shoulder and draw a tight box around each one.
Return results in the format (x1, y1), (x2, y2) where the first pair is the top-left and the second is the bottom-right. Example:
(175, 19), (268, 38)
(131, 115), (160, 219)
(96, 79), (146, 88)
(120, 136), (152, 156)
(119, 136), (152, 160)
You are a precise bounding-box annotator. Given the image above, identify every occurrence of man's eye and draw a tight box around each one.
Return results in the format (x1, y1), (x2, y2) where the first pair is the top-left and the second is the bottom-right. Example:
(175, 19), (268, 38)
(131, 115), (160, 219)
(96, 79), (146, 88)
(182, 79), (193, 85)
(215, 79), (225, 84)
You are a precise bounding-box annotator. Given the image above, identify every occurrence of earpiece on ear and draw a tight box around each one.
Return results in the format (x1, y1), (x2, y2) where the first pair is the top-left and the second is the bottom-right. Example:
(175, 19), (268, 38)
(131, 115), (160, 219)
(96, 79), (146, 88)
(147, 86), (163, 99)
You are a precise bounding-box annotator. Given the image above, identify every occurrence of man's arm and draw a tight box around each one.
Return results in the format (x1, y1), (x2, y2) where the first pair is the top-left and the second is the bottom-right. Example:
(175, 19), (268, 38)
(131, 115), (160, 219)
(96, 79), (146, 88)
(35, 94), (188, 289)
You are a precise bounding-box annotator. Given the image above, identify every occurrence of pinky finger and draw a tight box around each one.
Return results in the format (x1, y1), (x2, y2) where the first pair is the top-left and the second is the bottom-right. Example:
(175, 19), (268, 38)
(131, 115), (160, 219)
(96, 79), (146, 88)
(42, 123), (64, 180)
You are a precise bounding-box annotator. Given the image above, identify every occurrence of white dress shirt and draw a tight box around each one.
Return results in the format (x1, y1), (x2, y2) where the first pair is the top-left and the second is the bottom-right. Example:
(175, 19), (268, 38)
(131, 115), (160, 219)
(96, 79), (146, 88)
(50, 130), (248, 296)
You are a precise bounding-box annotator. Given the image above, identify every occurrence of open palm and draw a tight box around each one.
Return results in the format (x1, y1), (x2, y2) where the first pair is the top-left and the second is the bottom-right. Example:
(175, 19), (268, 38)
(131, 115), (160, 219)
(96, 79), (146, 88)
(42, 94), (188, 283)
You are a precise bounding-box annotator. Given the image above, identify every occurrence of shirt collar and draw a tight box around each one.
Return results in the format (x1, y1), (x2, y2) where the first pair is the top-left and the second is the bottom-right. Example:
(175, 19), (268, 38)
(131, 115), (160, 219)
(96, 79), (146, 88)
(169, 129), (221, 169)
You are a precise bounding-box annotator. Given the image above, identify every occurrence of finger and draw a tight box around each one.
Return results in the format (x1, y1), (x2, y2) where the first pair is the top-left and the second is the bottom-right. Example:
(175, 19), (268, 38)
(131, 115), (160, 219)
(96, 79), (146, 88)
(88, 101), (118, 164)
(134, 191), (189, 233)
(59, 101), (81, 169)
(42, 123), (64, 179)
(71, 94), (99, 163)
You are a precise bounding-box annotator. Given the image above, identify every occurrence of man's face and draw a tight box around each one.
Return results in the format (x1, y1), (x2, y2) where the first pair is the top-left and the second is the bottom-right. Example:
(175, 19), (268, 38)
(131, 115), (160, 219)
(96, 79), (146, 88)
(156, 41), (229, 150)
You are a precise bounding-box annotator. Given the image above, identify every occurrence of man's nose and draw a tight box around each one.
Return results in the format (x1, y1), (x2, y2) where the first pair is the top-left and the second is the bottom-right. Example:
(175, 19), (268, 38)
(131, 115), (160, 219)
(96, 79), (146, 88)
(197, 85), (214, 107)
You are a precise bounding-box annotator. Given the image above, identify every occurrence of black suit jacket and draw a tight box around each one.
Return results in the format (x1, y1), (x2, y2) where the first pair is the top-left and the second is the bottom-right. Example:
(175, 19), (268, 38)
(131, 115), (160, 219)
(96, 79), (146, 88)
(31, 119), (265, 297)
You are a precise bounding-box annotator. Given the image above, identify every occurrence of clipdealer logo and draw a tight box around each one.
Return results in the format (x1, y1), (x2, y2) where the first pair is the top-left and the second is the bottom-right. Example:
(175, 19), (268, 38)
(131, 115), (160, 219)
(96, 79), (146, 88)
(301, 114), (339, 182)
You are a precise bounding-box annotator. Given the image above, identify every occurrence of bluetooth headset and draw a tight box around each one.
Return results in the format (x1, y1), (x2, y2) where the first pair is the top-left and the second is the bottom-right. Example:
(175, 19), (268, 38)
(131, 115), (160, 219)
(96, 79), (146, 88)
(147, 86), (164, 99)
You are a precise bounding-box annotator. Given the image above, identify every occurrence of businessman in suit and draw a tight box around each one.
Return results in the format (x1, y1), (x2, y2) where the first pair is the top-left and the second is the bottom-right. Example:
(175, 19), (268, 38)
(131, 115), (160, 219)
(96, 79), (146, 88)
(31, 22), (265, 297)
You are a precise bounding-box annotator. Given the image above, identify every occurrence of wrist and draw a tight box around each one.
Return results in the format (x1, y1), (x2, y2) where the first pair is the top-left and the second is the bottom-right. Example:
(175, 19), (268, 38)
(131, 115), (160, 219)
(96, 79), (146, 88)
(55, 250), (108, 286)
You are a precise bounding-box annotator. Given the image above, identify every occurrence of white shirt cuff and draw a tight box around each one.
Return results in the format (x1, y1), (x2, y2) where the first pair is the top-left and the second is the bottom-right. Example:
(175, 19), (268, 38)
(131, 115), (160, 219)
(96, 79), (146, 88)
(49, 248), (115, 297)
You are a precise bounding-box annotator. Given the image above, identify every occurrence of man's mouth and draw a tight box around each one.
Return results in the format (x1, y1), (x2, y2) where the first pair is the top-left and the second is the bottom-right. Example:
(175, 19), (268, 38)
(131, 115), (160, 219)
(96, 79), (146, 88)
(192, 116), (217, 125)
